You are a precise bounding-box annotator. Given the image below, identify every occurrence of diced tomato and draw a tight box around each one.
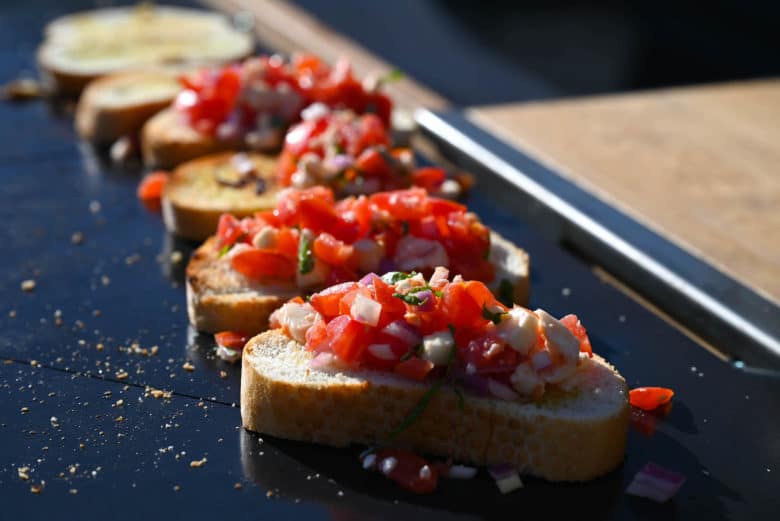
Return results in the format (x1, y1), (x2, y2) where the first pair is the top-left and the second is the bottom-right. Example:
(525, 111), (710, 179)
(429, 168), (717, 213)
(137, 171), (169, 202)
(394, 357), (434, 381)
(441, 282), (486, 330)
(411, 167), (446, 191)
(313, 233), (354, 266)
(276, 149), (299, 186)
(231, 248), (296, 280)
(304, 317), (329, 352)
(338, 287), (371, 316)
(214, 331), (250, 350)
(370, 188), (430, 221)
(309, 282), (359, 319)
(297, 197), (338, 233)
(216, 214), (244, 247)
(374, 448), (438, 494)
(460, 334), (519, 376)
(464, 280), (506, 313)
(365, 92), (393, 127)
(429, 197), (466, 217)
(560, 314), (593, 357)
(274, 227), (300, 259)
(629, 387), (675, 411)
(355, 148), (391, 178)
(325, 315), (372, 364)
(362, 335), (409, 370)
(372, 277), (407, 326)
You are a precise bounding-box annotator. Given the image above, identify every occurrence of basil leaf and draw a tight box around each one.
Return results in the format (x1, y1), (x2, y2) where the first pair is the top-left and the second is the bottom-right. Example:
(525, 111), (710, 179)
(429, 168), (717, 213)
(393, 292), (424, 305)
(218, 244), (231, 258)
(298, 233), (314, 274)
(499, 278), (514, 307)
(482, 304), (507, 325)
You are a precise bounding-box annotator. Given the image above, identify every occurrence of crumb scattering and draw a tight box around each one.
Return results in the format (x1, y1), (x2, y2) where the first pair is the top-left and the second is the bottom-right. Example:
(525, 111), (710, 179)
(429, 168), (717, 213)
(115, 370), (129, 380)
(21, 279), (36, 292)
(173, 485), (181, 492)
(234, 482), (242, 490)
(71, 232), (84, 245)
(18, 466), (30, 481)
(189, 457), (207, 468)
(219, 370), (227, 379)
(182, 361), (195, 372)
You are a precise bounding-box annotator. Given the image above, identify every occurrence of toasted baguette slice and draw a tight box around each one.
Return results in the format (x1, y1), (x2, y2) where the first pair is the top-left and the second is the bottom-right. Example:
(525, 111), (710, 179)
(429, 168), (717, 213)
(187, 231), (530, 335)
(241, 329), (629, 481)
(37, 5), (253, 95)
(75, 71), (180, 144)
(141, 108), (245, 169)
(162, 152), (280, 241)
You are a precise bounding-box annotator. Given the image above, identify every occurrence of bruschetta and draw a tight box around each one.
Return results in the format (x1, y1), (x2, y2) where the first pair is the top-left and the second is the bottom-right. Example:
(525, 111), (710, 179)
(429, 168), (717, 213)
(161, 152), (279, 241)
(37, 4), (253, 95)
(241, 272), (628, 483)
(186, 187), (529, 334)
(141, 53), (393, 169)
(75, 70), (180, 144)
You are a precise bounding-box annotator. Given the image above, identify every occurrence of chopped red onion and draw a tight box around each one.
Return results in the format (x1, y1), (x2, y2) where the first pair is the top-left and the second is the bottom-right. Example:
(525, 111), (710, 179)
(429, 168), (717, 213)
(359, 272), (381, 286)
(487, 379), (519, 401)
(414, 289), (435, 311)
(323, 154), (354, 175)
(350, 293), (382, 326)
(367, 344), (396, 361)
(488, 465), (523, 493)
(382, 320), (422, 346)
(429, 266), (450, 288)
(626, 463), (686, 502)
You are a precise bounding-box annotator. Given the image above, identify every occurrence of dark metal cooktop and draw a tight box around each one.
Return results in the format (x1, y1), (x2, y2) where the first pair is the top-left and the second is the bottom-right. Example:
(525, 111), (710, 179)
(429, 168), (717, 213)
(1, 1), (777, 520)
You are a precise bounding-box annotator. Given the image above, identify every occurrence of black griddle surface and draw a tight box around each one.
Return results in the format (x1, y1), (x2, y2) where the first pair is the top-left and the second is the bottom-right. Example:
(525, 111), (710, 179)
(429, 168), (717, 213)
(1, 1), (778, 519)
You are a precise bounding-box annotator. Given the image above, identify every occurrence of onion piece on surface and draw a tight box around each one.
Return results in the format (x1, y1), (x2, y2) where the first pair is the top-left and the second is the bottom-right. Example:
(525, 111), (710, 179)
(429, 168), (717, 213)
(626, 463), (686, 502)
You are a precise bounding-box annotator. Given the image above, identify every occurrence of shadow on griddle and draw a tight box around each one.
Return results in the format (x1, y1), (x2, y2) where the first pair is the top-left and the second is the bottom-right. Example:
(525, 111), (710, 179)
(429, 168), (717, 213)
(239, 429), (626, 520)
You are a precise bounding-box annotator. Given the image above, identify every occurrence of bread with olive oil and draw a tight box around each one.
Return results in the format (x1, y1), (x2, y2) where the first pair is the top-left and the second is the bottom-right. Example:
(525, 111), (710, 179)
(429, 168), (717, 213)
(162, 152), (280, 241)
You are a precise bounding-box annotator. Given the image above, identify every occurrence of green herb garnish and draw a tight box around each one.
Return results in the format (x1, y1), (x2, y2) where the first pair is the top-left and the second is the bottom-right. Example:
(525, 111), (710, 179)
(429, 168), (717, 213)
(393, 292), (425, 305)
(218, 244), (231, 257)
(297, 233), (314, 274)
(377, 68), (405, 87)
(381, 271), (418, 284)
(400, 343), (422, 361)
(499, 278), (514, 307)
(482, 304), (507, 325)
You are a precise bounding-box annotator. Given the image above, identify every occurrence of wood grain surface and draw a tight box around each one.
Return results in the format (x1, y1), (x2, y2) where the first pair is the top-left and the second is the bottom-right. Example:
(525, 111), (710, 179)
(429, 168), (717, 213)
(202, 0), (448, 112)
(469, 79), (780, 305)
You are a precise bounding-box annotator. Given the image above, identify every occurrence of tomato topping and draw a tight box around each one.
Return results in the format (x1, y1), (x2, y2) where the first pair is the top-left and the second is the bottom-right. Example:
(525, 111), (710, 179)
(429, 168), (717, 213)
(374, 449), (439, 494)
(231, 249), (296, 280)
(394, 357), (434, 381)
(629, 387), (675, 411)
(216, 214), (244, 247)
(560, 314), (593, 357)
(411, 167), (446, 191)
(214, 331), (250, 350)
(137, 171), (169, 202)
(325, 315), (372, 364)
(309, 281), (360, 319)
(313, 233), (354, 266)
(441, 282), (486, 330)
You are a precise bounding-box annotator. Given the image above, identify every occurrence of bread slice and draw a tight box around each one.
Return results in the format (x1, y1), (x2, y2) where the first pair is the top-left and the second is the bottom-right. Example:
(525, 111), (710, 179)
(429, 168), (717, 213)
(141, 108), (245, 169)
(186, 237), (301, 335)
(241, 329), (629, 482)
(75, 70), (180, 144)
(37, 5), (253, 95)
(187, 231), (530, 334)
(162, 152), (280, 241)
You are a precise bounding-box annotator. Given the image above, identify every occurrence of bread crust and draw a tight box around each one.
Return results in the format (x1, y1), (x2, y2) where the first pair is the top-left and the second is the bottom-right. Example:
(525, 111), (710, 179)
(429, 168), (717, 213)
(36, 6), (253, 96)
(186, 231), (530, 333)
(186, 237), (299, 334)
(75, 71), (180, 143)
(141, 108), (245, 169)
(162, 152), (280, 241)
(241, 330), (629, 482)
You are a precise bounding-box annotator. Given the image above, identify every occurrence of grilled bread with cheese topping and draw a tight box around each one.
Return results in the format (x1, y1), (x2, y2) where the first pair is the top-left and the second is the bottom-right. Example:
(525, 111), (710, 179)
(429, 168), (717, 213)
(162, 152), (280, 241)
(186, 232), (530, 335)
(241, 329), (629, 482)
(37, 4), (253, 95)
(75, 70), (180, 144)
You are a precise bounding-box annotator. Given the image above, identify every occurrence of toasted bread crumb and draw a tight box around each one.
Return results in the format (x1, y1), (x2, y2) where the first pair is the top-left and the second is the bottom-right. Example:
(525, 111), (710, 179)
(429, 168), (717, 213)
(189, 457), (207, 468)
(182, 361), (195, 372)
(234, 482), (242, 490)
(115, 370), (128, 380)
(17, 467), (30, 481)
(71, 232), (84, 245)
(21, 279), (36, 292)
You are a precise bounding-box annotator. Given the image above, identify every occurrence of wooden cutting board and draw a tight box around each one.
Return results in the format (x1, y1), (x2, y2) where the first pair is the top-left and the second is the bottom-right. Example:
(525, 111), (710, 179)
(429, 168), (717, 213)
(468, 79), (780, 305)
